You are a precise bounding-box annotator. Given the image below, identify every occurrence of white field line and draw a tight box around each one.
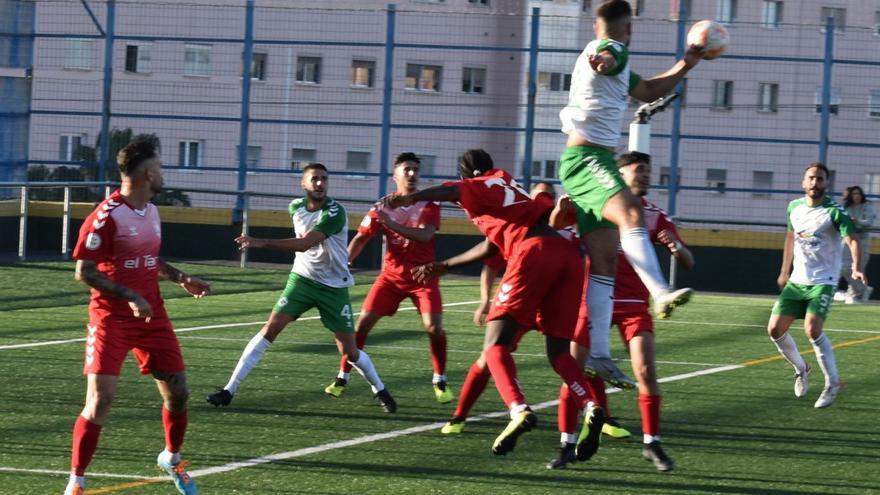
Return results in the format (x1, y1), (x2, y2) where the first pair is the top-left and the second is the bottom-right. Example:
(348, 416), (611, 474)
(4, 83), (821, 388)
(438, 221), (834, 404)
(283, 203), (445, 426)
(0, 467), (153, 480)
(655, 319), (880, 334)
(1, 362), (743, 482)
(0, 300), (481, 351)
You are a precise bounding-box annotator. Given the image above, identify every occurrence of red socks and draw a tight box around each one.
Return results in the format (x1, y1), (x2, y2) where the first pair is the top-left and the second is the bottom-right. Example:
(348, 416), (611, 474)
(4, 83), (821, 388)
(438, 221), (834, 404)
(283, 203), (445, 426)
(639, 394), (661, 437)
(71, 416), (102, 476)
(557, 384), (580, 434)
(340, 330), (369, 374)
(484, 345), (525, 407)
(587, 375), (608, 415)
(162, 408), (188, 453)
(428, 333), (447, 376)
(454, 362), (491, 418)
(550, 353), (592, 409)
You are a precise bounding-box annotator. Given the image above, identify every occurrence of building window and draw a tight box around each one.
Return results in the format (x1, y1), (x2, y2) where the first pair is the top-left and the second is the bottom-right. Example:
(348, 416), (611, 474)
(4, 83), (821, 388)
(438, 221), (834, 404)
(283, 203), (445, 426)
(184, 44), (211, 77)
(752, 171), (773, 197)
(468, 0), (489, 5)
(64, 38), (95, 70)
(706, 168), (727, 193)
(531, 160), (557, 180)
(582, 0), (592, 13)
(762, 1), (783, 28)
(716, 0), (736, 23)
(538, 71), (571, 92)
(178, 141), (202, 167)
(296, 56), (321, 84)
(865, 173), (880, 195)
(712, 80), (734, 110)
(870, 91), (880, 118)
(405, 64), (442, 92)
(634, 0), (644, 16)
(236, 145), (262, 169)
(346, 150), (371, 171)
(820, 7), (846, 32)
(351, 59), (375, 88)
(814, 86), (840, 115)
(875, 11), (880, 36)
(670, 0), (691, 21)
(124, 43), (152, 73)
(291, 148), (316, 171)
(417, 154), (436, 175)
(758, 83), (779, 113)
(59, 134), (85, 161)
(659, 166), (682, 188)
(462, 67), (486, 94)
(247, 52), (267, 81)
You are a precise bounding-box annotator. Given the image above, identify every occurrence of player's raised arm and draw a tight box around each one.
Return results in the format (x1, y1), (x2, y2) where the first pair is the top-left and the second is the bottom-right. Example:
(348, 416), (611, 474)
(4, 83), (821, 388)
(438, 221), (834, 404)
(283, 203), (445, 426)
(629, 44), (702, 103)
(379, 184), (460, 209)
(75, 259), (153, 320)
(158, 259), (210, 298)
(375, 209), (437, 244)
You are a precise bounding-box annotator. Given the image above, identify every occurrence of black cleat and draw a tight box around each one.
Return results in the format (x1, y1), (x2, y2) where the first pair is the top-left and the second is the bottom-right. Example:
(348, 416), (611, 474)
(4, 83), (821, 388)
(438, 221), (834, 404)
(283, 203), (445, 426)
(546, 442), (577, 470)
(206, 388), (233, 407)
(575, 405), (605, 461)
(375, 388), (397, 413)
(642, 441), (675, 472)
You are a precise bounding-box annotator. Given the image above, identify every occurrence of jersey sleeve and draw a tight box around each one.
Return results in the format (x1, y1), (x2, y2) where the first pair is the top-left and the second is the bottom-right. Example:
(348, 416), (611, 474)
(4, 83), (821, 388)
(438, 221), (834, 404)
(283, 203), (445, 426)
(829, 203), (856, 238)
(313, 201), (346, 237)
(786, 201), (796, 231)
(419, 202), (441, 231)
(532, 192), (555, 217)
(446, 178), (484, 216)
(593, 39), (630, 77)
(628, 71), (642, 92)
(357, 209), (381, 238)
(72, 208), (116, 262)
(484, 251), (505, 271)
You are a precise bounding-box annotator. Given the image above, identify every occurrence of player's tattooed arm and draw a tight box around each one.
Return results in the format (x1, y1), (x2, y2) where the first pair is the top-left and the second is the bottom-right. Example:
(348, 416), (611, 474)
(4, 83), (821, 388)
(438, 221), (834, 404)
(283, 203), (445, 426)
(158, 259), (210, 298)
(378, 185), (459, 209)
(75, 259), (153, 319)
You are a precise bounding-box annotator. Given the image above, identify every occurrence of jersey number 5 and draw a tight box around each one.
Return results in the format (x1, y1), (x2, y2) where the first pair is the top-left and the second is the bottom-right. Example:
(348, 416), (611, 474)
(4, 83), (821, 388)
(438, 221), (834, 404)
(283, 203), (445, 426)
(485, 178), (530, 207)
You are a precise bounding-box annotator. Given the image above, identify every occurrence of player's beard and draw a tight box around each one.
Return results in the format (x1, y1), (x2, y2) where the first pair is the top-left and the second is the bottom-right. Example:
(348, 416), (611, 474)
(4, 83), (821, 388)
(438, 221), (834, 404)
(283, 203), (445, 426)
(149, 176), (163, 195)
(807, 186), (825, 200)
(307, 189), (326, 202)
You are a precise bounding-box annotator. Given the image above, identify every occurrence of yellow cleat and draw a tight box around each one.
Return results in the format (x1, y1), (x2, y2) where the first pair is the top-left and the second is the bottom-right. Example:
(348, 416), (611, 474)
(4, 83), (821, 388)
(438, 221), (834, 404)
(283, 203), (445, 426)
(324, 378), (347, 398)
(433, 381), (453, 404)
(441, 420), (465, 435)
(601, 418), (632, 439)
(492, 409), (537, 455)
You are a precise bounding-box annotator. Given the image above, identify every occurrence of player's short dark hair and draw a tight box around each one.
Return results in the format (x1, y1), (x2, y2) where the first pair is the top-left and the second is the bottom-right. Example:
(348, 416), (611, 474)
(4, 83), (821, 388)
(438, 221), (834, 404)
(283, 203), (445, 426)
(458, 149), (494, 179)
(302, 162), (328, 174)
(617, 151), (651, 167)
(597, 0), (632, 22)
(531, 181), (555, 190)
(805, 162), (830, 178)
(394, 152), (421, 166)
(117, 139), (158, 176)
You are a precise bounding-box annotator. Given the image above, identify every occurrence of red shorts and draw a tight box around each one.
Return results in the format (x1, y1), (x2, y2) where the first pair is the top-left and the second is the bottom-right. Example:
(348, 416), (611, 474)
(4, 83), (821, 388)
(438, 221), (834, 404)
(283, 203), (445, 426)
(487, 236), (584, 340)
(611, 304), (654, 344)
(83, 320), (185, 376)
(361, 273), (443, 317)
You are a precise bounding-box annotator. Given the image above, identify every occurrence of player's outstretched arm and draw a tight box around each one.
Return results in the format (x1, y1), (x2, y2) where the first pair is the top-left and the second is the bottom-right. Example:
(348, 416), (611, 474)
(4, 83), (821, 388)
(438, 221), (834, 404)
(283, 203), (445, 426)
(375, 209), (437, 244)
(777, 230), (795, 289)
(158, 259), (210, 298)
(75, 259), (153, 320)
(378, 185), (460, 209)
(235, 230), (327, 253)
(843, 235), (867, 284)
(411, 238), (498, 284)
(629, 45), (703, 103)
(657, 229), (695, 271)
(347, 232), (370, 265)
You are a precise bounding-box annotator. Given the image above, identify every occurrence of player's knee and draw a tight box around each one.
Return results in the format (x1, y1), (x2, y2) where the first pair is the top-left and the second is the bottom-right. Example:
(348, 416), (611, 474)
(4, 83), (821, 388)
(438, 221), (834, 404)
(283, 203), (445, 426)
(634, 362), (656, 384)
(165, 388), (190, 411)
(86, 389), (115, 415)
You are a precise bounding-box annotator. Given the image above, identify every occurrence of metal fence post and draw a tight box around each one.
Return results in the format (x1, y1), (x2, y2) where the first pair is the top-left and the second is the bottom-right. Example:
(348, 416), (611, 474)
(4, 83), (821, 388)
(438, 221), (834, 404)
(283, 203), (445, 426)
(240, 193), (250, 268)
(818, 16), (834, 166)
(378, 4), (397, 199)
(667, 0), (687, 217)
(18, 186), (28, 260)
(62, 185), (71, 258)
(98, 0), (115, 182)
(522, 7), (540, 191)
(235, 0), (255, 221)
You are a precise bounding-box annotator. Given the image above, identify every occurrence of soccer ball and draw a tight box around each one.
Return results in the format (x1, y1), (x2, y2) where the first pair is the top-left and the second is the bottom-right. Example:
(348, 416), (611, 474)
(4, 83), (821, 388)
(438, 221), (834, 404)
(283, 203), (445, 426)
(686, 20), (730, 60)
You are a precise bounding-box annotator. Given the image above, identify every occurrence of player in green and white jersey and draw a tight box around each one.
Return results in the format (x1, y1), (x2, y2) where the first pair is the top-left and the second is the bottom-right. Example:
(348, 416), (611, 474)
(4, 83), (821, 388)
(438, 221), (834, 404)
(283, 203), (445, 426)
(558, 0), (703, 391)
(207, 163), (396, 412)
(768, 163), (866, 409)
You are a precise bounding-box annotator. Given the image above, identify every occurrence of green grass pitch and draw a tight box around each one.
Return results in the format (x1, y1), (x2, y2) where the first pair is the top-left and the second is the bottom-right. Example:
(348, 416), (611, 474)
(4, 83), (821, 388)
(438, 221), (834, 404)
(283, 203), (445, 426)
(1, 261), (878, 494)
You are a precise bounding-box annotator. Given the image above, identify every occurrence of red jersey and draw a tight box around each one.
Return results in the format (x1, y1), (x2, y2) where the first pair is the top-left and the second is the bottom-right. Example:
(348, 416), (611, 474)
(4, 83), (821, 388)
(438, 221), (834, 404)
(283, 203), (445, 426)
(359, 200), (440, 283)
(614, 198), (685, 305)
(72, 190), (168, 327)
(446, 169), (548, 260)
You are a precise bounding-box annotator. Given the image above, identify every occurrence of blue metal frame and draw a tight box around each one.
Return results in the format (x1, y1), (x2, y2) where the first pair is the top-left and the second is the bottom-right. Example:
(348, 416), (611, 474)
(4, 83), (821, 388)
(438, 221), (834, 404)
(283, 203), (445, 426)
(818, 16), (834, 166)
(378, 4), (396, 198)
(666, 0), (688, 217)
(521, 7), (540, 191)
(97, 0), (115, 182)
(235, 0), (255, 219)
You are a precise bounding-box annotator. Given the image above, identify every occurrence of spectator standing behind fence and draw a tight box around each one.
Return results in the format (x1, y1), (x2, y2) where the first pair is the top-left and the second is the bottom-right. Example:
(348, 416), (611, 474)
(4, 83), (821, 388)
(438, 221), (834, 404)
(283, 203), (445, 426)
(834, 186), (875, 303)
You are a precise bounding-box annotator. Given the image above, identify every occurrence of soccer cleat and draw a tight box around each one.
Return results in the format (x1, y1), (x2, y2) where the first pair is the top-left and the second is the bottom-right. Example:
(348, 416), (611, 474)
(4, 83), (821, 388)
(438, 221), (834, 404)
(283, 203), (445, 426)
(814, 382), (842, 409)
(441, 416), (466, 435)
(585, 356), (637, 390)
(642, 441), (675, 472)
(324, 378), (348, 399)
(794, 362), (811, 398)
(833, 290), (847, 302)
(601, 417), (632, 439)
(546, 442), (577, 470)
(375, 388), (397, 413)
(433, 380), (453, 404)
(157, 455), (199, 495)
(206, 388), (233, 407)
(492, 408), (537, 456)
(575, 404), (605, 461)
(653, 287), (694, 320)
(63, 479), (85, 495)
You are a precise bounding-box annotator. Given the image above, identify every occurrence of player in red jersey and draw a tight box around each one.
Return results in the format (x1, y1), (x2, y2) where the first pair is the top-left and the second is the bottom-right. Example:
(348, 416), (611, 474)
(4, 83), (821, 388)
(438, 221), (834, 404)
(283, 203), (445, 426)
(64, 141), (210, 495)
(553, 152), (694, 472)
(380, 150), (605, 460)
(325, 152), (451, 403)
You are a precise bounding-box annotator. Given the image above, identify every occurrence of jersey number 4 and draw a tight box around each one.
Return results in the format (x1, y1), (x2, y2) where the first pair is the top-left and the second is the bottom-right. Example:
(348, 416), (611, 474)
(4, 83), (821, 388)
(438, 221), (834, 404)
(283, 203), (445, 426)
(485, 177), (529, 207)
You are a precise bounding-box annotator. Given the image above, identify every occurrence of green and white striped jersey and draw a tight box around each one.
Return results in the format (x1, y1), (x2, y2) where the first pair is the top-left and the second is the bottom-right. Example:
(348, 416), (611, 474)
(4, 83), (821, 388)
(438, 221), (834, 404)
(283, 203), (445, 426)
(289, 197), (353, 288)
(786, 197), (855, 285)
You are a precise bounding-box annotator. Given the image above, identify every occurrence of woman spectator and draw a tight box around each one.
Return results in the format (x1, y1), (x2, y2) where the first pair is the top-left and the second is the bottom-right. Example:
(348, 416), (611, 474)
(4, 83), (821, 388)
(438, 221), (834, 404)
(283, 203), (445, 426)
(836, 186), (875, 303)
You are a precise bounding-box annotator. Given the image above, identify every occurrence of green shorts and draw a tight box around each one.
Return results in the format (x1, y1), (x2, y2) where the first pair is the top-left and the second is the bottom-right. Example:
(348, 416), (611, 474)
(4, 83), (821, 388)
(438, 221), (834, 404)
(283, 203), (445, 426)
(771, 282), (835, 321)
(273, 273), (354, 333)
(558, 145), (625, 234)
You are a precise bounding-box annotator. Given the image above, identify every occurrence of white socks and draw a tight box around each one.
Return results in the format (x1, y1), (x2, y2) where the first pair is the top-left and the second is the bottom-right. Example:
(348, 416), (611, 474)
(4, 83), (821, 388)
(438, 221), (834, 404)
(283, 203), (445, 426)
(432, 373), (447, 384)
(772, 333), (806, 374)
(810, 334), (839, 387)
(337, 371), (351, 381)
(644, 434), (661, 444)
(224, 333), (272, 395)
(509, 402), (529, 418)
(561, 432), (577, 444)
(620, 227), (670, 297)
(157, 449), (181, 466)
(349, 350), (384, 394)
(587, 275), (615, 358)
(65, 475), (85, 494)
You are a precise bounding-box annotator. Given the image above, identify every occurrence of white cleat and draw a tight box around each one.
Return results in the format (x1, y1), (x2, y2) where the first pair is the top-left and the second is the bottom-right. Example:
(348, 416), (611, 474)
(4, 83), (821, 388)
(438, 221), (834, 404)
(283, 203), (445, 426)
(814, 382), (842, 409)
(794, 363), (811, 398)
(832, 290), (847, 302)
(653, 288), (694, 320)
